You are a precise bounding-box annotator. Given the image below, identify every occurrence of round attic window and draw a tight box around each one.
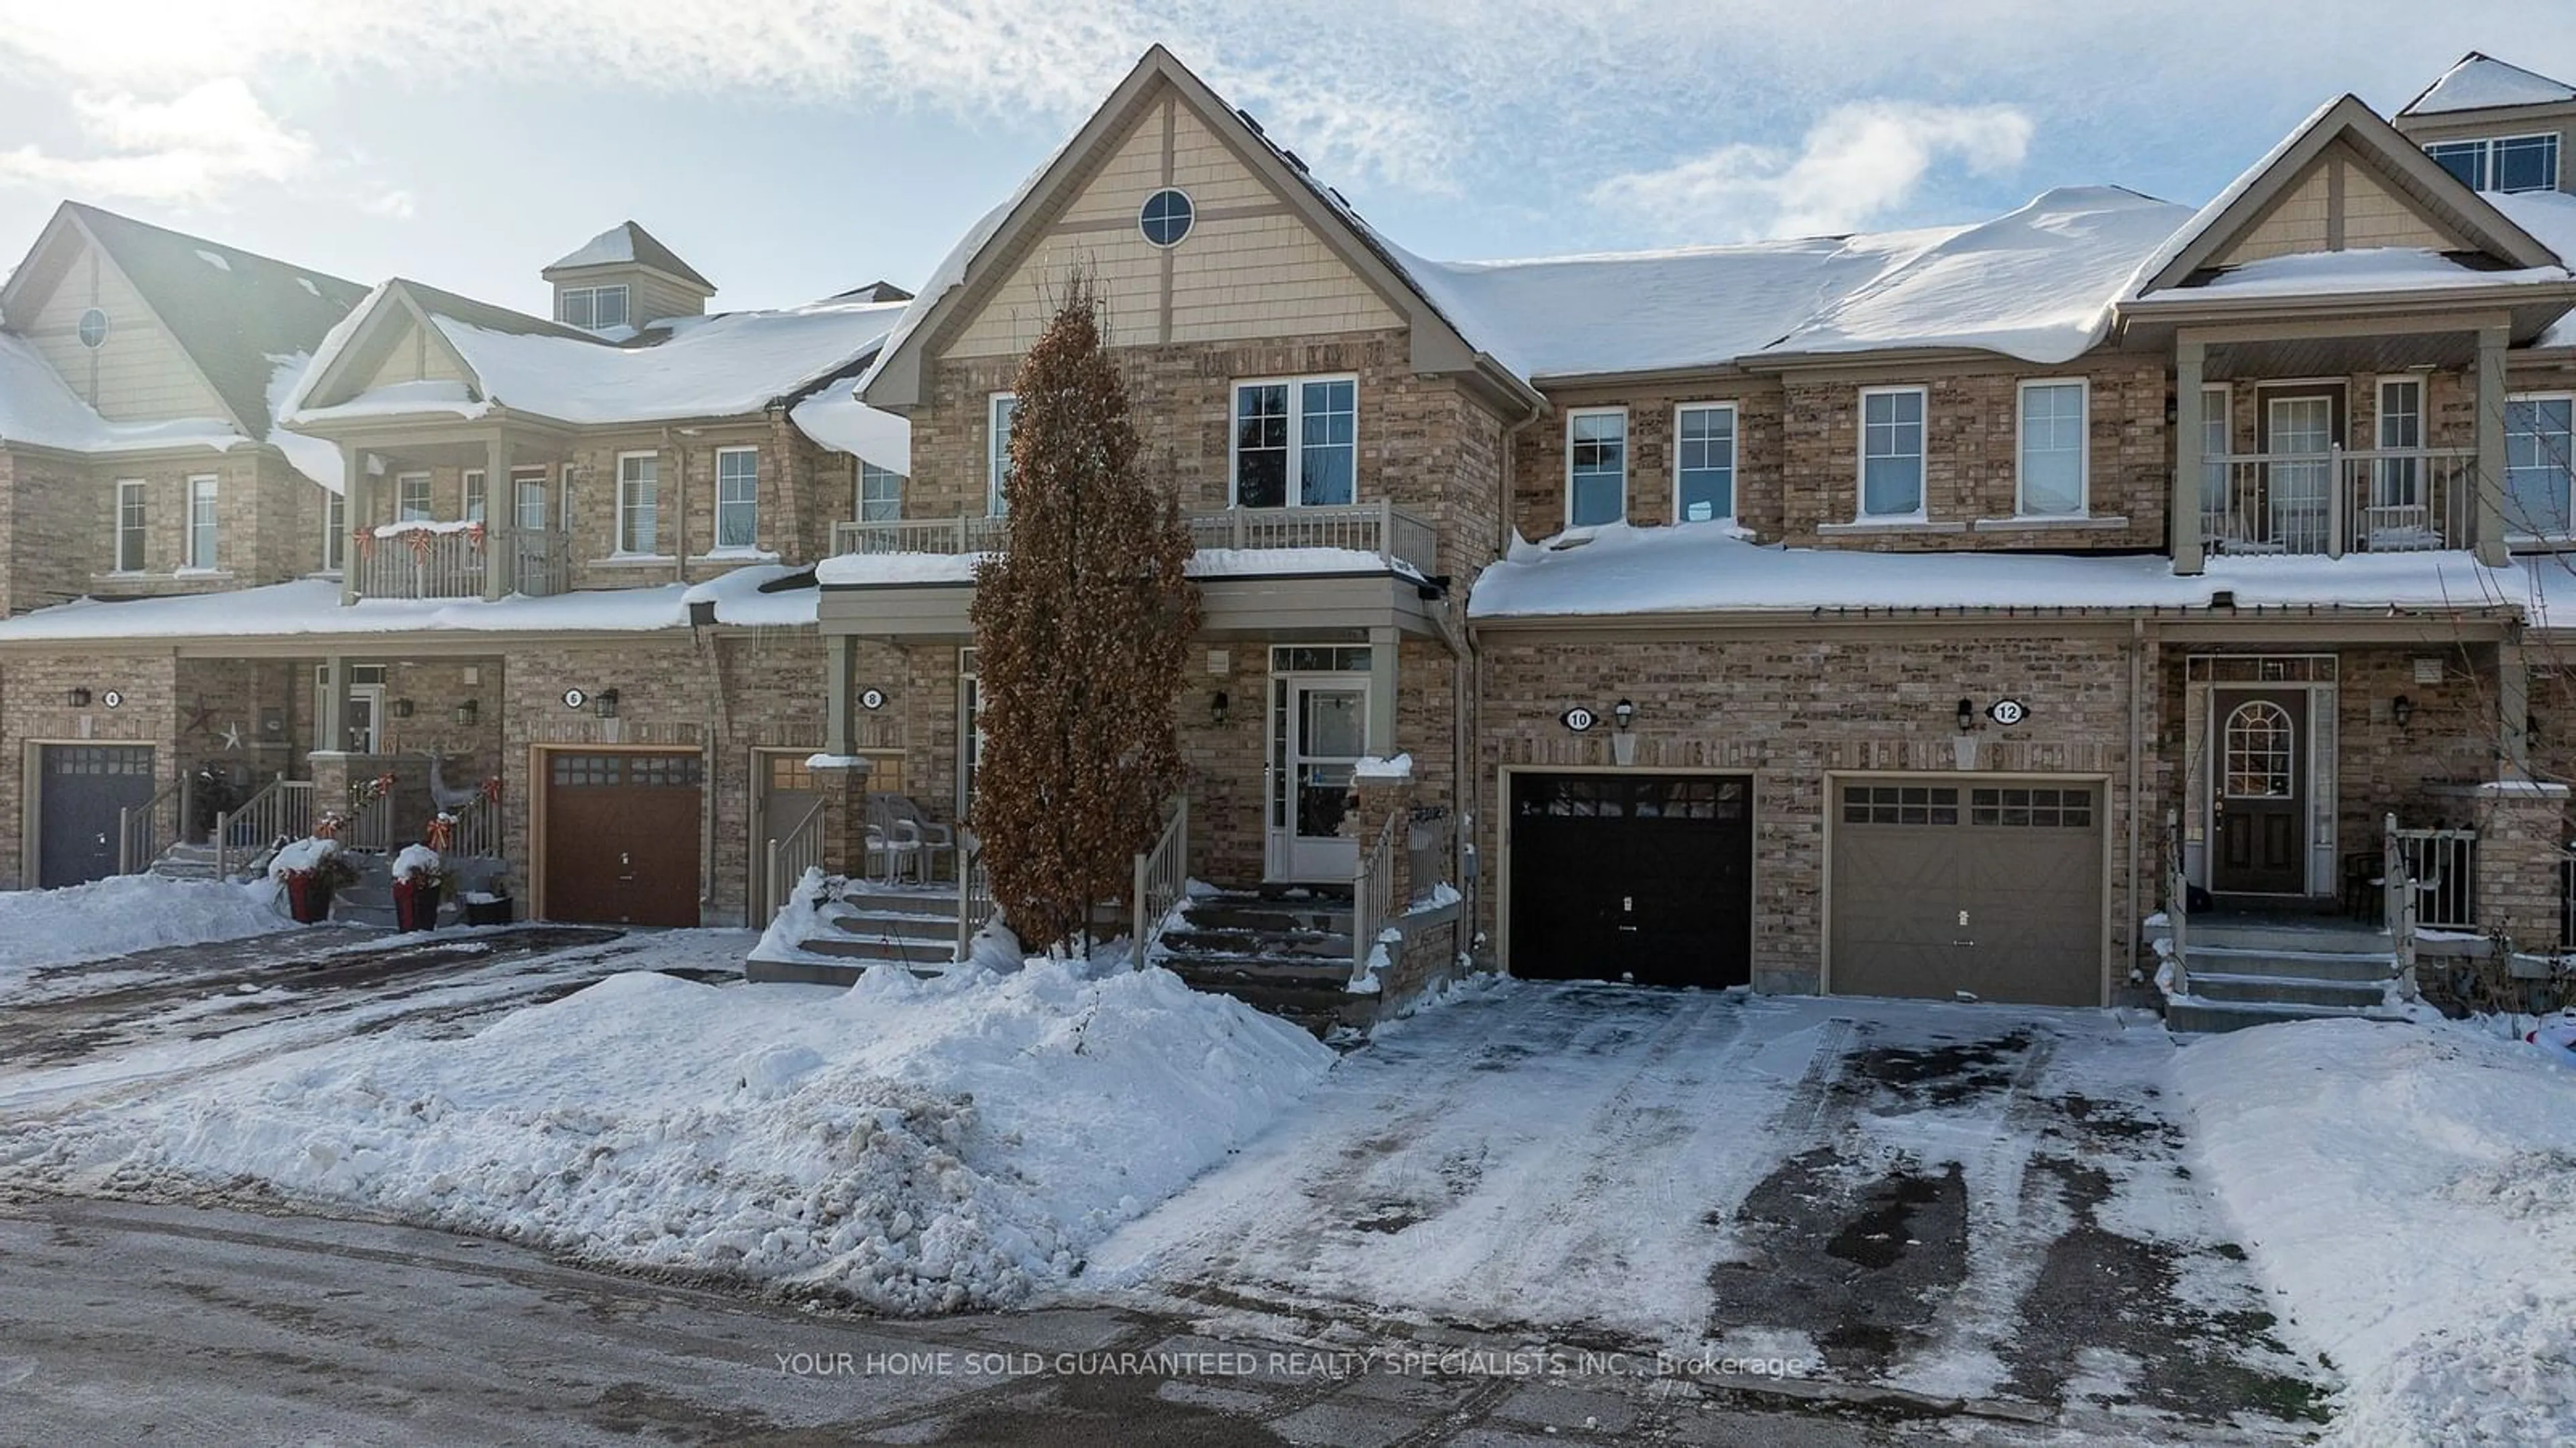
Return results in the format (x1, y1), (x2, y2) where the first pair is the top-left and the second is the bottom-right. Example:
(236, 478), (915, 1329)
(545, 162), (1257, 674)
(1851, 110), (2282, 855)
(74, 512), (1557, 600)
(1139, 188), (1194, 248)
(76, 307), (108, 349)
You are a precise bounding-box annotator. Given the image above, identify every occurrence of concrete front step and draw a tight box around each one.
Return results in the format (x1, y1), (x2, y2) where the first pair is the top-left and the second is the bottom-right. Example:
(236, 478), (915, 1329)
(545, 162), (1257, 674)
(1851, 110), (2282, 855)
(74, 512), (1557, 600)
(2185, 971), (2393, 1009)
(2181, 921), (2392, 955)
(2167, 997), (2402, 1034)
(828, 908), (957, 943)
(1157, 926), (1355, 960)
(2182, 945), (2399, 983)
(793, 932), (959, 966)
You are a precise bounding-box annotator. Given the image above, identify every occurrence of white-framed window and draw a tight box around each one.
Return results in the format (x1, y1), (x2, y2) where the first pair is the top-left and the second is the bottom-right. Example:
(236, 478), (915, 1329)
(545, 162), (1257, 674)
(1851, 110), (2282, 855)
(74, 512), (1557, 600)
(987, 393), (1018, 516)
(2374, 375), (2428, 518)
(1565, 407), (1628, 527)
(714, 446), (759, 550)
(616, 452), (661, 554)
(462, 469), (486, 525)
(2015, 378), (2088, 517)
(184, 475), (218, 570)
(559, 284), (630, 331)
(859, 462), (904, 521)
(1674, 403), (1736, 524)
(113, 479), (146, 572)
(2426, 133), (2560, 194)
(1229, 376), (1358, 509)
(1858, 386), (1927, 519)
(2506, 393), (2575, 536)
(321, 488), (345, 574)
(396, 472), (432, 522)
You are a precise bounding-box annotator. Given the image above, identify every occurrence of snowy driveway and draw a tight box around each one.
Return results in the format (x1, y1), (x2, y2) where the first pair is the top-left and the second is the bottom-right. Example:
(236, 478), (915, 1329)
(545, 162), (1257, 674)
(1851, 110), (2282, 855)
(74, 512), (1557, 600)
(1089, 981), (2330, 1437)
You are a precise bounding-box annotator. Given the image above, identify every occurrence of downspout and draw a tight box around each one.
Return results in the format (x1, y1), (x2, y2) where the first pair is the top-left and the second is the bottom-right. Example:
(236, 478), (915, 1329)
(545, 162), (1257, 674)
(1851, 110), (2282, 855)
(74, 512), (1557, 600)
(2127, 615), (2145, 1001)
(1468, 388), (1549, 969)
(664, 426), (689, 584)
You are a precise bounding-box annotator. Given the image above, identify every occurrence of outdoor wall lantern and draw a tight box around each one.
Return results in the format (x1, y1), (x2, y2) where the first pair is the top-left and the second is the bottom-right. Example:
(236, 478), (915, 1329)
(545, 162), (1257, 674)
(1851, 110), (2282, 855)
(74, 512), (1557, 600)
(2392, 695), (2415, 730)
(1209, 689), (1230, 727)
(594, 688), (621, 720)
(1611, 699), (1639, 766)
(65, 687), (91, 709)
(390, 697), (415, 719)
(455, 699), (480, 727)
(1613, 699), (1635, 730)
(1957, 697), (1977, 733)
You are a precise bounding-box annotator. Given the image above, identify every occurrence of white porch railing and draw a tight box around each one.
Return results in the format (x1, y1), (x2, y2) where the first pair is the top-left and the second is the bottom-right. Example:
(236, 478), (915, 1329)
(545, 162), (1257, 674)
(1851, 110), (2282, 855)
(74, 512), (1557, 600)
(2392, 825), (2479, 933)
(214, 778), (315, 881)
(1130, 796), (1189, 960)
(1405, 805), (1454, 908)
(1352, 810), (1401, 982)
(444, 792), (500, 860)
(2164, 809), (2190, 998)
(117, 776), (186, 876)
(2385, 813), (2421, 1000)
(2200, 446), (2476, 558)
(763, 795), (827, 927)
(343, 783), (396, 854)
(832, 499), (1440, 576)
(354, 525), (570, 600)
(954, 837), (993, 964)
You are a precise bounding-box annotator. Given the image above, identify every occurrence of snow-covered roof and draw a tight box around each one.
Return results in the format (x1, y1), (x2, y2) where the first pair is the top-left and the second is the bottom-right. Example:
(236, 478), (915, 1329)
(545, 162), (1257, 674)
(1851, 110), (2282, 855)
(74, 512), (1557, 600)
(0, 566), (816, 644)
(541, 221), (712, 289)
(1466, 523), (2530, 621)
(2400, 53), (2576, 117)
(814, 545), (1405, 588)
(2491, 191), (2576, 346)
(2182, 244), (2571, 301)
(787, 380), (911, 474)
(286, 293), (910, 444)
(1381, 187), (2191, 379)
(0, 331), (339, 490)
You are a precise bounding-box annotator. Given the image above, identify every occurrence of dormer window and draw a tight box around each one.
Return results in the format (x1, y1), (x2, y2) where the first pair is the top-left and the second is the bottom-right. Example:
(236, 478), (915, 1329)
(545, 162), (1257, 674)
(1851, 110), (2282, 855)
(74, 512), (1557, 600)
(559, 283), (631, 331)
(2425, 133), (2559, 193)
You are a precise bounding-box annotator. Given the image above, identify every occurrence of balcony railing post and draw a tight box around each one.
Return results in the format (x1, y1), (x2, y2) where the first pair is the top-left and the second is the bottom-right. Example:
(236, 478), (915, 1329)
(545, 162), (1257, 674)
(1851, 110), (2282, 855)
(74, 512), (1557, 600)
(2326, 443), (2345, 559)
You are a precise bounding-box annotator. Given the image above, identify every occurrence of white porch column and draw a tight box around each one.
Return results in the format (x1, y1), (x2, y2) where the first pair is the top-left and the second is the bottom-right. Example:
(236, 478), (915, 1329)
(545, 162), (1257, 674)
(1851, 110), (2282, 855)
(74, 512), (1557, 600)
(318, 654), (350, 756)
(339, 444), (369, 606)
(1366, 626), (1398, 758)
(483, 432), (515, 601)
(2476, 323), (2510, 568)
(2172, 338), (2206, 576)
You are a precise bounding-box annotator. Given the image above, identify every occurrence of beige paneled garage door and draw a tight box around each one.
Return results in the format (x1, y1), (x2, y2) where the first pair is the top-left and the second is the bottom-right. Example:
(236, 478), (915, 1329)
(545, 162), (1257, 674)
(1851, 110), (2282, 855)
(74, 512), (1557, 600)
(1828, 780), (2104, 1007)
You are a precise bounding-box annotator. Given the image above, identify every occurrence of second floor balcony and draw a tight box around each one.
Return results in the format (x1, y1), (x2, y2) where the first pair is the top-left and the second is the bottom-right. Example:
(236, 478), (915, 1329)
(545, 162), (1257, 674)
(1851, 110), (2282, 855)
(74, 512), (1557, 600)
(2200, 446), (2480, 558)
(828, 500), (1440, 580)
(352, 522), (572, 602)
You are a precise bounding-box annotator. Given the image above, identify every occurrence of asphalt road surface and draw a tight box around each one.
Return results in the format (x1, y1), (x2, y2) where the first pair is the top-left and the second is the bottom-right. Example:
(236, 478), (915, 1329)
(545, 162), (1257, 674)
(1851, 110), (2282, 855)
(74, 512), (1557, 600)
(0, 1196), (2045, 1447)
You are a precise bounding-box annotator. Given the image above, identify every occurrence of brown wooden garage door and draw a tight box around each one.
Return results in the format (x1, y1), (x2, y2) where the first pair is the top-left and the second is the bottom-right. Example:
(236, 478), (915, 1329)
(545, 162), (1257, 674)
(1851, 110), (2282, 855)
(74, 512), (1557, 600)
(543, 751), (703, 926)
(1829, 781), (2103, 1007)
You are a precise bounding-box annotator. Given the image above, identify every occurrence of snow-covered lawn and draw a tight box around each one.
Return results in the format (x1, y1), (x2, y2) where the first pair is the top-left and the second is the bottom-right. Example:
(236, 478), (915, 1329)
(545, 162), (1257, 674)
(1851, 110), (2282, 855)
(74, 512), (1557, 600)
(0, 874), (291, 988)
(2176, 1018), (2576, 1445)
(13, 953), (1330, 1314)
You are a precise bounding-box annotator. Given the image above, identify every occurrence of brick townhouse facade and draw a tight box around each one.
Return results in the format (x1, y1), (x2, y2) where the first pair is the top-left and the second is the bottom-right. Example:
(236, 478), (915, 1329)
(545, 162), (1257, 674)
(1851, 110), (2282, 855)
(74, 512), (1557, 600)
(0, 210), (913, 927)
(11, 47), (2576, 1019)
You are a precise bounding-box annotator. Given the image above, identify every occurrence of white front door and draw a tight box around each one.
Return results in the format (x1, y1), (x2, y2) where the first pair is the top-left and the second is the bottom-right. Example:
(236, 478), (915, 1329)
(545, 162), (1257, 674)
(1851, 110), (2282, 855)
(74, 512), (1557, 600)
(313, 673), (385, 754)
(1268, 675), (1368, 882)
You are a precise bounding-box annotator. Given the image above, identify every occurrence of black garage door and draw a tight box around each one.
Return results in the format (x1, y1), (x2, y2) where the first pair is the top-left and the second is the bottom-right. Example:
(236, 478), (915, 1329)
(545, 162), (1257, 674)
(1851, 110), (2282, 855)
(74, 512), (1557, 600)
(1829, 781), (2104, 1007)
(1509, 773), (1753, 988)
(40, 745), (156, 888)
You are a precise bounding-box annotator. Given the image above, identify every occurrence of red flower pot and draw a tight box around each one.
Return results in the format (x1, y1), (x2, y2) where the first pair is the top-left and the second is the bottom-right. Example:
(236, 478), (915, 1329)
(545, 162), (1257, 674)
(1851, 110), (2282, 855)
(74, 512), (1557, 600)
(392, 878), (442, 932)
(283, 873), (334, 925)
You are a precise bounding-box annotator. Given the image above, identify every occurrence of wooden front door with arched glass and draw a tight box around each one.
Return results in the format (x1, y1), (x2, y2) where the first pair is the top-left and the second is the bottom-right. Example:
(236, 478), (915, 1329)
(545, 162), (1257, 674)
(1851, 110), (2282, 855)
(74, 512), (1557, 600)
(2214, 690), (2307, 895)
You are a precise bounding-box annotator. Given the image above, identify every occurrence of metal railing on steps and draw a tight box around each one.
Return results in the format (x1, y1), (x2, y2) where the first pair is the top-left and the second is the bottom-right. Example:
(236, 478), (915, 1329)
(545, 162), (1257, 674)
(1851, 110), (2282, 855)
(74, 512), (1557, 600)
(117, 776), (187, 876)
(1352, 810), (1401, 984)
(955, 838), (993, 964)
(763, 795), (828, 928)
(1130, 796), (1189, 961)
(213, 778), (315, 882)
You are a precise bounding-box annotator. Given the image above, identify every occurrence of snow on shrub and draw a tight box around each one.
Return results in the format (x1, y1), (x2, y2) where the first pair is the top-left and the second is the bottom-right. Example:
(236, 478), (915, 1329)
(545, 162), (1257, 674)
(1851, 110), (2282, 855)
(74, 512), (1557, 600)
(392, 843), (443, 883)
(53, 956), (1333, 1314)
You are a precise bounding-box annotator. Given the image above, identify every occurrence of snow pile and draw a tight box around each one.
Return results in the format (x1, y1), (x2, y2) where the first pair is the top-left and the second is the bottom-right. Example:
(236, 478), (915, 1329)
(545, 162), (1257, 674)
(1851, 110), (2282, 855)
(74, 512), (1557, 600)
(0, 874), (289, 987)
(2176, 1019), (2576, 1443)
(1352, 752), (1413, 780)
(54, 959), (1331, 1313)
(1468, 521), (2531, 621)
(267, 836), (345, 878)
(0, 570), (820, 644)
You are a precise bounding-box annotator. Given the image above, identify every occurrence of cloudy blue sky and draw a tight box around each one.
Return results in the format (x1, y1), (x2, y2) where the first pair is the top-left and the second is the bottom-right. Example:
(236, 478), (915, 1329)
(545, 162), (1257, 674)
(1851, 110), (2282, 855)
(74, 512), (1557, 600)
(0, 2), (2570, 317)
